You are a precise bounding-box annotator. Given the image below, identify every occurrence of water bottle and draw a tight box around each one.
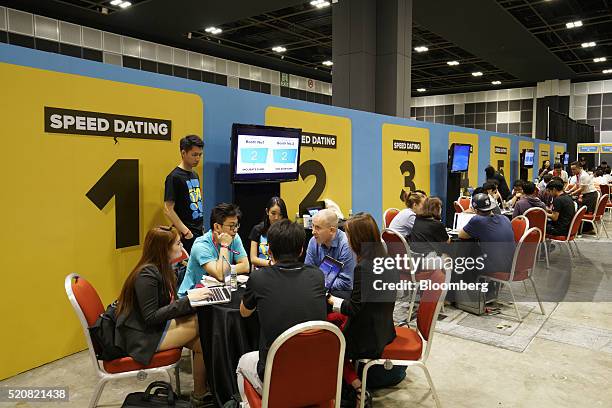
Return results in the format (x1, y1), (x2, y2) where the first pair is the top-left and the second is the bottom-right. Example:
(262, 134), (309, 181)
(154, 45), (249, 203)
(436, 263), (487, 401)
(230, 265), (237, 291)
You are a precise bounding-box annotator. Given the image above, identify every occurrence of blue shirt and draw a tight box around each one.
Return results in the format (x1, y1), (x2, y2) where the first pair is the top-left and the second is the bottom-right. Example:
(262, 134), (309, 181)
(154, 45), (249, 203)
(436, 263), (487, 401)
(304, 229), (356, 293)
(178, 230), (247, 297)
(463, 214), (515, 273)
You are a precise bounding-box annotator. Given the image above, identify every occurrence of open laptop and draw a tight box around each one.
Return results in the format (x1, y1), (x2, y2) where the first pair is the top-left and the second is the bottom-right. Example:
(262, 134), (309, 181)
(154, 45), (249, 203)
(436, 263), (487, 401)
(188, 256), (232, 306)
(449, 212), (476, 235)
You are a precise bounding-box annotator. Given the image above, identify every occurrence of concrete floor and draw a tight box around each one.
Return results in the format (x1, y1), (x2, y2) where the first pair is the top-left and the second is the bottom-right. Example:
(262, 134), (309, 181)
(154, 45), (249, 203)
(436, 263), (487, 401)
(2, 230), (612, 407)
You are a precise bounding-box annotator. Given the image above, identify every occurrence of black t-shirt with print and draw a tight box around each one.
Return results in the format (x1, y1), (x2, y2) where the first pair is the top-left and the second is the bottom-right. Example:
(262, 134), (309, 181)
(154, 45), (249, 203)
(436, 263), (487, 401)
(551, 193), (576, 235)
(164, 167), (204, 233)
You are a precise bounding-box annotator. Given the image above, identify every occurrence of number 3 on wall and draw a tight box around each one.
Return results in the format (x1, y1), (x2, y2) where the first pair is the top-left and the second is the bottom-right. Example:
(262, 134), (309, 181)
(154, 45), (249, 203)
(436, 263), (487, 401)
(399, 160), (416, 202)
(86, 159), (140, 249)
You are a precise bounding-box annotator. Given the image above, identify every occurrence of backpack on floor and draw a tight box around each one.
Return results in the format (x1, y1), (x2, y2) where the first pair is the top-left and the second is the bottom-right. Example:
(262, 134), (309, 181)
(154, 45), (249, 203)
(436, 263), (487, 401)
(121, 381), (190, 407)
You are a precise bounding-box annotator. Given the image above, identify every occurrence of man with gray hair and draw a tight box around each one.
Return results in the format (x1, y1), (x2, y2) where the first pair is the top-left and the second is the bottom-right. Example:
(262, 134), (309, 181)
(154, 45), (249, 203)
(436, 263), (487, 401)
(305, 209), (356, 299)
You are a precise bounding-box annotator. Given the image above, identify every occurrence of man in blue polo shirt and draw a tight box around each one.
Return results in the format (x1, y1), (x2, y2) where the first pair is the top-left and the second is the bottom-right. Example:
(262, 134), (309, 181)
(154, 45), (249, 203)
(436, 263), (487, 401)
(305, 209), (356, 299)
(178, 203), (249, 297)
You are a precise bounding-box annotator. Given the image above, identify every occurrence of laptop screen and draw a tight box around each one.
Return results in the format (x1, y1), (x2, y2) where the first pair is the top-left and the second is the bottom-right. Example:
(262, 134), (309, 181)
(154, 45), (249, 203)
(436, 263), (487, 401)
(453, 212), (476, 231)
(319, 256), (344, 289)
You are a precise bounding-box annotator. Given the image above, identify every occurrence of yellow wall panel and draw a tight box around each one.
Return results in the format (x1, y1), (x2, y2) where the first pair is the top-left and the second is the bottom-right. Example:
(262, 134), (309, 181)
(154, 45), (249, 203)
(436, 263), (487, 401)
(0, 63), (203, 379)
(489, 136), (511, 186)
(538, 143), (551, 171)
(554, 145), (565, 164)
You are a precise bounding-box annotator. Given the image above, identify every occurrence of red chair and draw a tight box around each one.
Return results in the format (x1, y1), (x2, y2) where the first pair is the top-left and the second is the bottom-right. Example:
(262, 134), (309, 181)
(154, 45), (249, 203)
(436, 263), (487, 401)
(581, 193), (609, 238)
(523, 207), (549, 269)
(480, 228), (545, 322)
(453, 201), (464, 214)
(243, 321), (344, 408)
(357, 269), (450, 408)
(381, 228), (432, 324)
(383, 208), (400, 228)
(511, 215), (529, 243)
(599, 184), (612, 220)
(546, 206), (587, 264)
(65, 274), (182, 408)
(458, 197), (471, 211)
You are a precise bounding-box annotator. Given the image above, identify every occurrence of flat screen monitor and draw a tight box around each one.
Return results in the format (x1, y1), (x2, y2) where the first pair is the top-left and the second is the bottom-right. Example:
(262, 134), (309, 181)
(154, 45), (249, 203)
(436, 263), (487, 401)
(231, 124), (301, 183)
(449, 143), (471, 173)
(523, 149), (535, 167)
(563, 152), (570, 166)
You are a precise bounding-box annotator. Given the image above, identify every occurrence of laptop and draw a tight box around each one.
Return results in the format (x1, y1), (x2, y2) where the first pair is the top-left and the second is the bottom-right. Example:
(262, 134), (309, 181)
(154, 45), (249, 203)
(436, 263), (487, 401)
(319, 255), (344, 293)
(188, 256), (232, 306)
(450, 212), (476, 234)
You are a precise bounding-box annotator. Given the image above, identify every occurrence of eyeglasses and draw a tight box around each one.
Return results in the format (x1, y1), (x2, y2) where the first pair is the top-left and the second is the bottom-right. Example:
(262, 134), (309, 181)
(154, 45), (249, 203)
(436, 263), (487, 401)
(223, 223), (240, 231)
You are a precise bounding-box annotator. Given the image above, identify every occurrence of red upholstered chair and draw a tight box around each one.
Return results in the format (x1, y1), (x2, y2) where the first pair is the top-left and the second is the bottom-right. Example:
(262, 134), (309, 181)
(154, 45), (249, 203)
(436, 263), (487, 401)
(523, 207), (549, 269)
(453, 201), (464, 214)
(243, 321), (344, 408)
(599, 184), (612, 220)
(65, 274), (181, 408)
(356, 269), (450, 408)
(546, 206), (587, 264)
(581, 194), (609, 238)
(480, 228), (545, 322)
(381, 228), (432, 324)
(458, 197), (471, 211)
(511, 215), (529, 243)
(383, 208), (400, 228)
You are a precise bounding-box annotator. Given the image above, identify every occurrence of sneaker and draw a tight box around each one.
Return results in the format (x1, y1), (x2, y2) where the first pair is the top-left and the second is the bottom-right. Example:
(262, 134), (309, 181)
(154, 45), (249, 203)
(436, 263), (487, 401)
(190, 391), (215, 408)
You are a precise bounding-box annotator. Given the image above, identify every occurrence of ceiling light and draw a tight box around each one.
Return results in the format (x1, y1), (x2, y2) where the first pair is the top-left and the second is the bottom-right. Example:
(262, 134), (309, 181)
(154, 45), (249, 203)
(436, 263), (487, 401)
(417, 88), (426, 92)
(604, 69), (612, 74)
(492, 81), (502, 85)
(447, 60), (459, 66)
(310, 0), (331, 8)
(119, 1), (131, 8)
(110, 0), (122, 5)
(414, 46), (429, 53)
(566, 20), (583, 29)
(322, 60), (333, 66)
(272, 46), (287, 53)
(205, 26), (222, 35)
(594, 57), (607, 63)
(581, 42), (596, 48)
(472, 71), (483, 77)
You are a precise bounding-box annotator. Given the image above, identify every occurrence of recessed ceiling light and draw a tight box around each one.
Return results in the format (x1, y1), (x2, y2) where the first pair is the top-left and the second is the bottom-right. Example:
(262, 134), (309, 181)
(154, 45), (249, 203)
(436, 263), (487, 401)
(472, 71), (483, 77)
(581, 42), (596, 48)
(414, 46), (429, 53)
(110, 0), (122, 5)
(566, 20), (583, 29)
(594, 57), (607, 63)
(604, 69), (612, 74)
(417, 88), (426, 92)
(310, 0), (331, 8)
(119, 1), (131, 8)
(205, 26), (222, 35)
(322, 60), (333, 66)
(272, 46), (287, 53)
(492, 81), (502, 85)
(447, 60), (459, 66)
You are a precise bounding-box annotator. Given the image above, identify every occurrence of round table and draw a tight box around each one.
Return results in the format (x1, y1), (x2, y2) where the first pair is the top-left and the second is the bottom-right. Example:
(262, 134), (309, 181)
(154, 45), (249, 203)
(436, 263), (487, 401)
(196, 286), (259, 407)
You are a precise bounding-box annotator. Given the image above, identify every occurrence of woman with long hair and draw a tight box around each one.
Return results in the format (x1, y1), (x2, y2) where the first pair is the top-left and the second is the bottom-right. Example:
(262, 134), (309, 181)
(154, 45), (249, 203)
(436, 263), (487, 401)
(248, 197), (288, 268)
(115, 226), (212, 407)
(408, 197), (450, 256)
(389, 190), (426, 238)
(328, 213), (397, 407)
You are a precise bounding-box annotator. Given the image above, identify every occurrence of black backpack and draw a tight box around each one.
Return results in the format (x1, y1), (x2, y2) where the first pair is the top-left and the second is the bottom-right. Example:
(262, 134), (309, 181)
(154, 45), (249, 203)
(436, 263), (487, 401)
(121, 381), (190, 407)
(88, 301), (127, 361)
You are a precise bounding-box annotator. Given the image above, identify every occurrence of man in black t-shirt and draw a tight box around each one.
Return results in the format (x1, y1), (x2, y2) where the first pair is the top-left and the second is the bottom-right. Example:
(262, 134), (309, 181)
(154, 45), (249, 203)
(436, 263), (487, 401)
(485, 165), (511, 200)
(546, 180), (576, 237)
(237, 219), (327, 401)
(164, 135), (204, 254)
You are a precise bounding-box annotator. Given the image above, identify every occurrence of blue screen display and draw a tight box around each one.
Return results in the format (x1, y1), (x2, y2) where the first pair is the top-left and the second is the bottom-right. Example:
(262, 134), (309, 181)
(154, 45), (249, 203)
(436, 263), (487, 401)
(451, 144), (470, 172)
(523, 150), (534, 166)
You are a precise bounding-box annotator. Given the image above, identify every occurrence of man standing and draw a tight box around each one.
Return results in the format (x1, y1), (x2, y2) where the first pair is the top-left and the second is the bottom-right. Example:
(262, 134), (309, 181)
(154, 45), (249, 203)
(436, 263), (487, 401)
(305, 209), (356, 299)
(485, 165), (511, 200)
(164, 135), (204, 254)
(566, 161), (598, 215)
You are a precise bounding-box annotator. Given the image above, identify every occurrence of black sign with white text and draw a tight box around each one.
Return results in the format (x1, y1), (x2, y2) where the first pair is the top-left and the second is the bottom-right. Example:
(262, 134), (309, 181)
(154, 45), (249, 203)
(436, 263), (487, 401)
(495, 146), (508, 154)
(392, 139), (421, 152)
(301, 132), (337, 149)
(44, 107), (171, 140)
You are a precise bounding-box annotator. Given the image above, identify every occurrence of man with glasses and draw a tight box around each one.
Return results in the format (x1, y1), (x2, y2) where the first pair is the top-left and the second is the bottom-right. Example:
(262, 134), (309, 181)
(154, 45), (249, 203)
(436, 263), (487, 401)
(178, 203), (249, 297)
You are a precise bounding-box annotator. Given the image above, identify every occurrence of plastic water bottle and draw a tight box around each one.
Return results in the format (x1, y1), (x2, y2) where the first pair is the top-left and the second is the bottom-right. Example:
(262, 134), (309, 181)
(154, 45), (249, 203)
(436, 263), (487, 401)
(230, 265), (238, 292)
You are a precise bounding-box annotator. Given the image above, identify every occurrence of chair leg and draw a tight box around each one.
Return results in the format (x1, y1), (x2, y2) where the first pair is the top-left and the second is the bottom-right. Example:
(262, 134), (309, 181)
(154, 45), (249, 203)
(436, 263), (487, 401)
(523, 281), (529, 294)
(565, 241), (575, 263)
(175, 364), (181, 397)
(418, 362), (442, 408)
(528, 277), (545, 316)
(359, 361), (375, 408)
(572, 240), (582, 258)
(507, 283), (522, 322)
(406, 286), (418, 326)
(89, 378), (108, 408)
(601, 220), (609, 238)
(543, 241), (550, 269)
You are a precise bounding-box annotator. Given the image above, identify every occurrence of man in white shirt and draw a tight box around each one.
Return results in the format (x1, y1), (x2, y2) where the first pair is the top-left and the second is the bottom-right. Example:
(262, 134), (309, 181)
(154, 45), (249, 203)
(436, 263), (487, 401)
(567, 161), (598, 215)
(551, 163), (569, 184)
(604, 167), (612, 184)
(593, 170), (608, 187)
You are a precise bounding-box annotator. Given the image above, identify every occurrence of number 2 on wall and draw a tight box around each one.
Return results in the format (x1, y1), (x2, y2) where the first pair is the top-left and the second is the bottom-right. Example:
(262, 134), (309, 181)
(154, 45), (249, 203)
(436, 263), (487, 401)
(86, 159), (140, 249)
(299, 160), (327, 215)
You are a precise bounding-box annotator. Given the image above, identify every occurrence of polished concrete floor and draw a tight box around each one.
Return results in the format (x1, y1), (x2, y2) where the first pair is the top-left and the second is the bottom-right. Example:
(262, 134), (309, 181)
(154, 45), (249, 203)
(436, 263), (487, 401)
(2, 225), (612, 407)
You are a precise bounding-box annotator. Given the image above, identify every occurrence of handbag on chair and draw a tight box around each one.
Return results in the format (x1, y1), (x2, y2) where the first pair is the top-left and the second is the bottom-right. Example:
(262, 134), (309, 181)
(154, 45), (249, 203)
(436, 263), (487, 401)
(121, 381), (190, 407)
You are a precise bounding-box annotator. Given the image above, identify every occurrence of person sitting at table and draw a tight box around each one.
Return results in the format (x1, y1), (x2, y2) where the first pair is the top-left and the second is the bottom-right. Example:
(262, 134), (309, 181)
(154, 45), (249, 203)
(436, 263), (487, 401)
(593, 169), (607, 190)
(408, 197), (450, 256)
(305, 209), (357, 299)
(458, 193), (515, 274)
(512, 181), (546, 217)
(237, 219), (327, 405)
(248, 197), (288, 269)
(389, 190), (426, 238)
(115, 226), (213, 408)
(537, 173), (552, 192)
(178, 203), (249, 296)
(481, 182), (503, 215)
(545, 180), (576, 237)
(507, 180), (524, 208)
(604, 167), (612, 184)
(538, 159), (551, 178)
(327, 213), (397, 407)
(551, 162), (569, 184)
